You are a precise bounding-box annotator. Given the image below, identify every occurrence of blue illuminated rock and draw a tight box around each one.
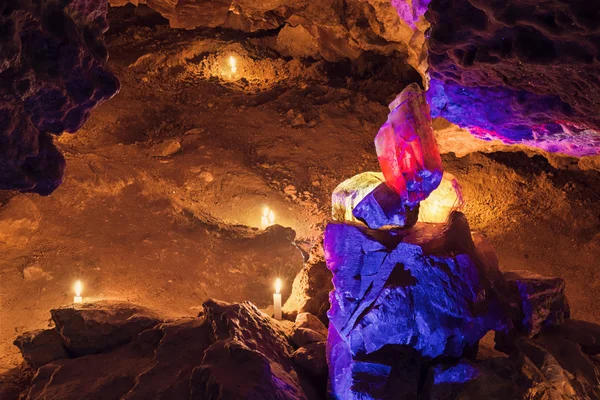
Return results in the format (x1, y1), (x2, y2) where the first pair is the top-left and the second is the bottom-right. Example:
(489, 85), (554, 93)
(504, 270), (570, 337)
(325, 212), (512, 399)
(352, 182), (419, 229)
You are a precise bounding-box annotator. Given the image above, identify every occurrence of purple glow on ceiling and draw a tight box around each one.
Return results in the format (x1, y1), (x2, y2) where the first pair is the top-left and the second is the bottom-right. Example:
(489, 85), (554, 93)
(427, 79), (600, 157)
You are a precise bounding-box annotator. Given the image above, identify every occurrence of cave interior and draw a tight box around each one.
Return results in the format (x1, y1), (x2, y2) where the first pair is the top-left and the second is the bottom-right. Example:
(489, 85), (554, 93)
(1, 1), (600, 399)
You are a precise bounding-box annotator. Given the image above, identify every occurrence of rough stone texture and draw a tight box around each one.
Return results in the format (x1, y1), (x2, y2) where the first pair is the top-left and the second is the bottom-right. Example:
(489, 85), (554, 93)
(16, 300), (320, 400)
(109, 0), (424, 68)
(557, 319), (600, 355)
(0, 0), (119, 194)
(282, 238), (332, 323)
(13, 329), (68, 369)
(292, 341), (327, 379)
(504, 270), (570, 337)
(424, 343), (600, 400)
(50, 301), (162, 356)
(291, 313), (328, 347)
(422, 0), (600, 156)
(325, 212), (511, 399)
(375, 83), (443, 206)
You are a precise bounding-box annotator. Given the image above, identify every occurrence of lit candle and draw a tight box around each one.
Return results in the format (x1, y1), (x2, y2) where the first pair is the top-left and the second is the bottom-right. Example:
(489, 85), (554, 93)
(73, 280), (83, 304)
(261, 206), (276, 230)
(273, 278), (282, 320)
(229, 56), (237, 75)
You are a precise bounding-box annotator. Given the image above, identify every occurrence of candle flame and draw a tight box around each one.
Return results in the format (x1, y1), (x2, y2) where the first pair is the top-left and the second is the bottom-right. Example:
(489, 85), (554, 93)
(74, 280), (82, 297)
(229, 56), (237, 74)
(261, 206), (276, 229)
(275, 278), (282, 294)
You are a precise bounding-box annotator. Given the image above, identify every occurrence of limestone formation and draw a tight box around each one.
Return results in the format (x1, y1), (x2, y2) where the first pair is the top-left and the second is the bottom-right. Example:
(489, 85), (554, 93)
(423, 0), (600, 156)
(282, 238), (332, 323)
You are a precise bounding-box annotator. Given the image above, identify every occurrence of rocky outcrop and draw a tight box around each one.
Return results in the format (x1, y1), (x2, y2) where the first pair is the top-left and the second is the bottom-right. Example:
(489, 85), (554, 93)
(423, 0), (600, 156)
(282, 238), (332, 323)
(50, 301), (162, 356)
(0, 0), (119, 194)
(109, 0), (424, 68)
(14, 300), (322, 400)
(325, 212), (512, 399)
(325, 210), (598, 399)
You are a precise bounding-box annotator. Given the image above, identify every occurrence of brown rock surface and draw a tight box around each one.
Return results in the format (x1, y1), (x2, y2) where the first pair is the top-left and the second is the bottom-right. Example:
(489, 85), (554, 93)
(282, 239), (332, 323)
(291, 313), (328, 347)
(13, 330), (68, 370)
(50, 301), (161, 356)
(15, 300), (320, 400)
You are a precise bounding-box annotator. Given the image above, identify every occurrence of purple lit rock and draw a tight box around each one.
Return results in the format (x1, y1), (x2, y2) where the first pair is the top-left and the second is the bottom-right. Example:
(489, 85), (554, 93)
(504, 270), (570, 337)
(352, 182), (419, 229)
(0, 0), (119, 194)
(375, 83), (443, 207)
(325, 212), (511, 399)
(423, 0), (600, 156)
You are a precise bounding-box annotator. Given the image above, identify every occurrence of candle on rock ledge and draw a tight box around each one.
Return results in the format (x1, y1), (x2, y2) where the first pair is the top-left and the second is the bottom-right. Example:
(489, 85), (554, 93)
(73, 280), (83, 304)
(261, 206), (276, 230)
(273, 278), (282, 320)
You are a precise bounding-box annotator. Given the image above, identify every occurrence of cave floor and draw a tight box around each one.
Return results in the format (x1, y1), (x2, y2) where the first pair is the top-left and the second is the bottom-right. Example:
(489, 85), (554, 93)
(1, 10), (600, 372)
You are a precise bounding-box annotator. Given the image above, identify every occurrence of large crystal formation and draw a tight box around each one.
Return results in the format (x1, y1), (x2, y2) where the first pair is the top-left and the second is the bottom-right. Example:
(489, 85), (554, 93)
(325, 212), (511, 399)
(375, 83), (443, 207)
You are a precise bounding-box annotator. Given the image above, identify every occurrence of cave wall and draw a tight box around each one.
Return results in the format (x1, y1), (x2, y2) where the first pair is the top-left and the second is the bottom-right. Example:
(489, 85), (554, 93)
(0, 0), (119, 194)
(108, 0), (427, 71)
(423, 0), (600, 156)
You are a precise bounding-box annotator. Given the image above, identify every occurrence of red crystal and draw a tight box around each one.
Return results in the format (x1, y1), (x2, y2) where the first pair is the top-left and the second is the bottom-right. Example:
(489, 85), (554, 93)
(374, 83), (443, 206)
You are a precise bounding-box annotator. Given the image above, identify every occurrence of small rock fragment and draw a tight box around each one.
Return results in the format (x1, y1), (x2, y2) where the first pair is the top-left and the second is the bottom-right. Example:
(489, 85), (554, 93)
(291, 313), (327, 347)
(149, 139), (181, 158)
(503, 270), (570, 337)
(14, 329), (68, 369)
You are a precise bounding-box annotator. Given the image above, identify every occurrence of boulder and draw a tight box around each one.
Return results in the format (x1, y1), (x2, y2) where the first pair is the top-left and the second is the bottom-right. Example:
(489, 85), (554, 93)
(282, 238), (332, 323)
(325, 212), (511, 399)
(292, 342), (327, 379)
(50, 301), (162, 356)
(503, 270), (570, 337)
(291, 313), (327, 347)
(13, 329), (68, 369)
